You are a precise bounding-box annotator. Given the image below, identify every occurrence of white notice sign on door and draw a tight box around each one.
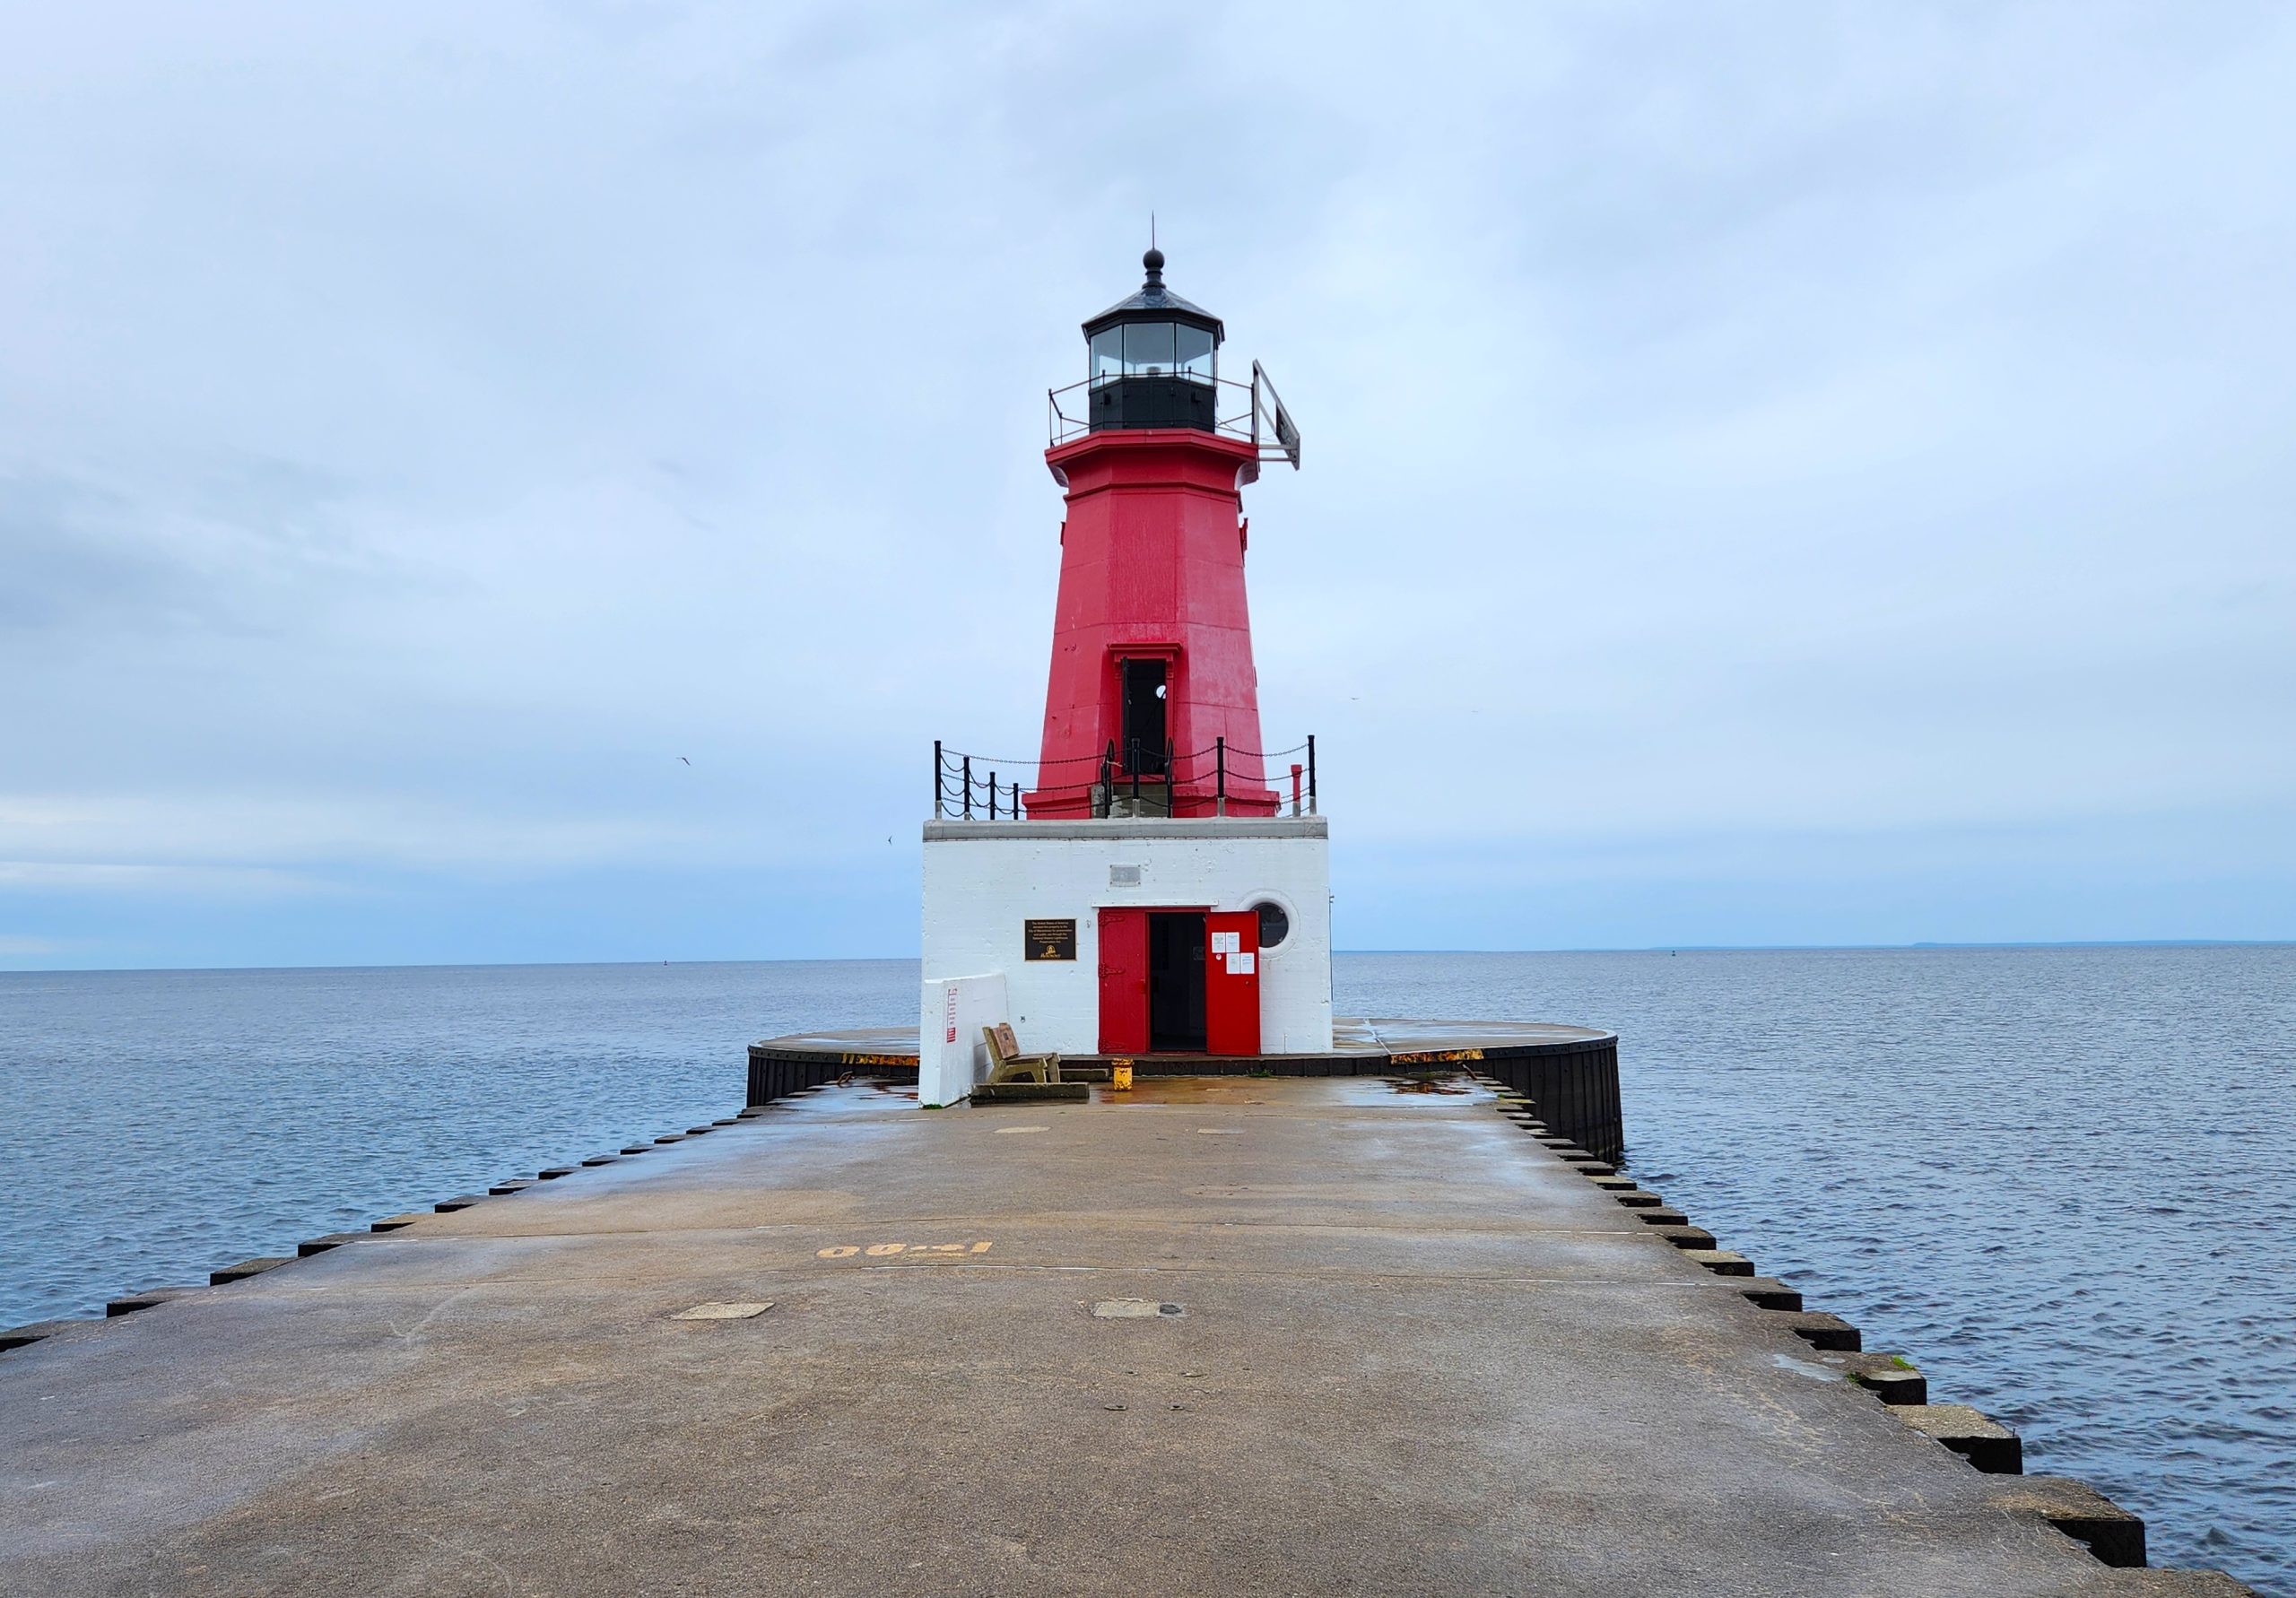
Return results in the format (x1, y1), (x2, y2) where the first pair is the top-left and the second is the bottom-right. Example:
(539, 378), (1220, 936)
(1212, 931), (1239, 955)
(1236, 951), (1255, 975)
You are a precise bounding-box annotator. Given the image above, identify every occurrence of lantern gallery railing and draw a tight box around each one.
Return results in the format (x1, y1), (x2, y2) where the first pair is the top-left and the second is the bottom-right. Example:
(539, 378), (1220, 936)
(1046, 360), (1302, 468)
(932, 736), (1318, 821)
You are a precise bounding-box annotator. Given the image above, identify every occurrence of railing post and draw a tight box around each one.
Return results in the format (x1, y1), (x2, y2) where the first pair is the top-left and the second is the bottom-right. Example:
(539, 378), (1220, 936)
(961, 755), (973, 821)
(1291, 762), (1303, 817)
(1101, 741), (1115, 819)
(934, 739), (944, 819)
(1308, 734), (1318, 815)
(1012, 779), (1022, 821)
(988, 770), (998, 821)
(1215, 736), (1227, 817)
(1130, 740), (1141, 806)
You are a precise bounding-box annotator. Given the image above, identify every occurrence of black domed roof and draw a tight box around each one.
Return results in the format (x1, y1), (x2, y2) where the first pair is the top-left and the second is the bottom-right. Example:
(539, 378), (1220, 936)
(1083, 248), (1222, 343)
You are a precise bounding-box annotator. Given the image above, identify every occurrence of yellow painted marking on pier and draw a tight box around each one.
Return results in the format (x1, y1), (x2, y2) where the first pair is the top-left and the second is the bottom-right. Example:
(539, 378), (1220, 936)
(995, 1125), (1049, 1134)
(1390, 1048), (1485, 1064)
(817, 1241), (994, 1261)
(1197, 1128), (1243, 1134)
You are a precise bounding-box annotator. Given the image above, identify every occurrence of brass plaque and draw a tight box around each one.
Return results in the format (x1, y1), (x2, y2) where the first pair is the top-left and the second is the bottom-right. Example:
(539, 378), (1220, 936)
(1024, 918), (1077, 961)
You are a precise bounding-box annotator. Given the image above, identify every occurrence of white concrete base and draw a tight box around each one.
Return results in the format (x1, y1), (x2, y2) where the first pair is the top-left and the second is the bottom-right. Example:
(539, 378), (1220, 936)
(917, 971), (1008, 1107)
(919, 816), (1333, 1060)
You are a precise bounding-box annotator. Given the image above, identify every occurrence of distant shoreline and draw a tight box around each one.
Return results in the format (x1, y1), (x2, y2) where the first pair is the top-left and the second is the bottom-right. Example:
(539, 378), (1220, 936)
(4, 940), (2292, 977)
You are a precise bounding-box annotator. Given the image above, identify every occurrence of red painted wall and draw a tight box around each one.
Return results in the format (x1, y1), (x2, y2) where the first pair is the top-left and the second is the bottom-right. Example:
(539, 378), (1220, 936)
(1022, 428), (1279, 818)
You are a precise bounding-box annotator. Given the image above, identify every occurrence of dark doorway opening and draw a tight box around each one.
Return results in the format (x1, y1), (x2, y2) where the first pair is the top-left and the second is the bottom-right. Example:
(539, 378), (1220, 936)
(1120, 658), (1168, 775)
(1147, 910), (1206, 1052)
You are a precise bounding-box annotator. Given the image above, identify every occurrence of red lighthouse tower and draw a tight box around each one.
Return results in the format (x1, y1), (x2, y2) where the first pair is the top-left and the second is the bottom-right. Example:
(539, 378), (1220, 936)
(920, 247), (1326, 1082)
(1023, 248), (1300, 819)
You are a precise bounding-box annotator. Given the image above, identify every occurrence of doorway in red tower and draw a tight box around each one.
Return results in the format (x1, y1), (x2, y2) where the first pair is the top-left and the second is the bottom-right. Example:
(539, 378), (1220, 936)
(1098, 908), (1260, 1055)
(1119, 658), (1169, 777)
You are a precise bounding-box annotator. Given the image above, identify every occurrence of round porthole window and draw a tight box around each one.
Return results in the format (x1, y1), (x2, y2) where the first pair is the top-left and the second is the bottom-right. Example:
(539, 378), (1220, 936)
(1253, 899), (1291, 950)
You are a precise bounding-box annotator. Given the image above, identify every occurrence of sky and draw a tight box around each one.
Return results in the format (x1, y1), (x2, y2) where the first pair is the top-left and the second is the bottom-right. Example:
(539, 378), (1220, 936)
(3, 1), (2292, 969)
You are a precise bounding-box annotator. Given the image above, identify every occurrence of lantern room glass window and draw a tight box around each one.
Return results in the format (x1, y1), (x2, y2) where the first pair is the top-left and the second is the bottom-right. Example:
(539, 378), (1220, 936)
(1174, 324), (1214, 379)
(1089, 321), (1217, 385)
(1124, 321), (1175, 374)
(1089, 326), (1124, 383)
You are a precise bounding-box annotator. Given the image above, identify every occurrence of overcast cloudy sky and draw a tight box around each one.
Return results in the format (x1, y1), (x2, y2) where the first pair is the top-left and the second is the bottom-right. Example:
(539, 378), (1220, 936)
(4, 2), (2292, 968)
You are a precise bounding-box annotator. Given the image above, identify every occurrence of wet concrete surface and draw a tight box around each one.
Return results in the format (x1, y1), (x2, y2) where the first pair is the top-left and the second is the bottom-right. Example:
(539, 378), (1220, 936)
(0, 1077), (2186, 1595)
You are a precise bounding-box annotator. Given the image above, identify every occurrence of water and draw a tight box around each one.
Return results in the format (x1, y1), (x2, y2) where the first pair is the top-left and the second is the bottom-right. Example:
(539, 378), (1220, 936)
(2, 948), (2290, 1590)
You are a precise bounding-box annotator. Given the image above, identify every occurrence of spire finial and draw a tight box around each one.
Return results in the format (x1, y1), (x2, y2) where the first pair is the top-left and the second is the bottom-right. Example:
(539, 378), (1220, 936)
(1142, 220), (1165, 292)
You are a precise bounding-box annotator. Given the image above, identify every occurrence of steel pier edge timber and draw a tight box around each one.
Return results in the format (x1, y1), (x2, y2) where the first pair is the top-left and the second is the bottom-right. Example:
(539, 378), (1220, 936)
(744, 1047), (909, 1108)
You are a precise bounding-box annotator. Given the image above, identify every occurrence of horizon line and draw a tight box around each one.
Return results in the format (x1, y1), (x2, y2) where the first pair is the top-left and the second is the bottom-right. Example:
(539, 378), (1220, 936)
(3, 937), (2290, 977)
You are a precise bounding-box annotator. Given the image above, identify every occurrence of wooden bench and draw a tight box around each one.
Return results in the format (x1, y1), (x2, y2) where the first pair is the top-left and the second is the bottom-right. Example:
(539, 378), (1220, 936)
(982, 1022), (1062, 1085)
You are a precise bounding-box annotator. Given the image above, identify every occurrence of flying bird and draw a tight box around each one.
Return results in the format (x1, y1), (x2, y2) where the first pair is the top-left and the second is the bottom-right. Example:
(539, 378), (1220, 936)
(679, 756), (691, 766)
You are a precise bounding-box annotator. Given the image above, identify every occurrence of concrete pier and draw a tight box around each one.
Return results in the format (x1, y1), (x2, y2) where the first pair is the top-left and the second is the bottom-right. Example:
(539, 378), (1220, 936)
(0, 1075), (2249, 1595)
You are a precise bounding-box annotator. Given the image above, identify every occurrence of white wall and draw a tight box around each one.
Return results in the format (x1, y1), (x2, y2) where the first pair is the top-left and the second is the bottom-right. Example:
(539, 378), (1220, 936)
(917, 969), (1007, 1107)
(919, 818), (1332, 1057)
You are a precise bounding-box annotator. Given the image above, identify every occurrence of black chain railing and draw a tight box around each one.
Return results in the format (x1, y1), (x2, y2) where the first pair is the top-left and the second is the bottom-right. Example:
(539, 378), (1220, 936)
(932, 735), (1318, 820)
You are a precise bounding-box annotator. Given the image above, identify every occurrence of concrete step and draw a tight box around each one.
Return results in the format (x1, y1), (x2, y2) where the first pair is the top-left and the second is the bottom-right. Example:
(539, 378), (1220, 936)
(1735, 1276), (1803, 1313)
(1894, 1403), (2022, 1474)
(972, 1081), (1090, 1104)
(1809, 1348), (1924, 1403)
(0, 1319), (89, 1351)
(106, 1287), (202, 1317)
(1987, 1475), (2145, 1568)
(1648, 1224), (1718, 1250)
(209, 1256), (293, 1287)
(1777, 1310), (1861, 1352)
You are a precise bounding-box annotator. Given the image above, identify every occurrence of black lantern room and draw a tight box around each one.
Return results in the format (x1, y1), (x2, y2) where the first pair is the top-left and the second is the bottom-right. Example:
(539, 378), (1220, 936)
(1083, 248), (1224, 433)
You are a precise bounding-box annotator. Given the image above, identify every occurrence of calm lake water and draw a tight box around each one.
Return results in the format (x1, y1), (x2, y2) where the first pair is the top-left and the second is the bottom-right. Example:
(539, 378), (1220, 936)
(2, 948), (2291, 1590)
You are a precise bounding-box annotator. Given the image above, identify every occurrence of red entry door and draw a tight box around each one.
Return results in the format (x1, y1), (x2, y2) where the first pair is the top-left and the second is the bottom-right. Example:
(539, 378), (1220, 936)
(1098, 908), (1149, 1054)
(1204, 910), (1261, 1055)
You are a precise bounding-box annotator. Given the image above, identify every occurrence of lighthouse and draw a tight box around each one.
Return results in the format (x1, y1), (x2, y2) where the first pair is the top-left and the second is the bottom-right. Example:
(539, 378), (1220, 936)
(1025, 247), (1283, 821)
(918, 249), (1330, 1105)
